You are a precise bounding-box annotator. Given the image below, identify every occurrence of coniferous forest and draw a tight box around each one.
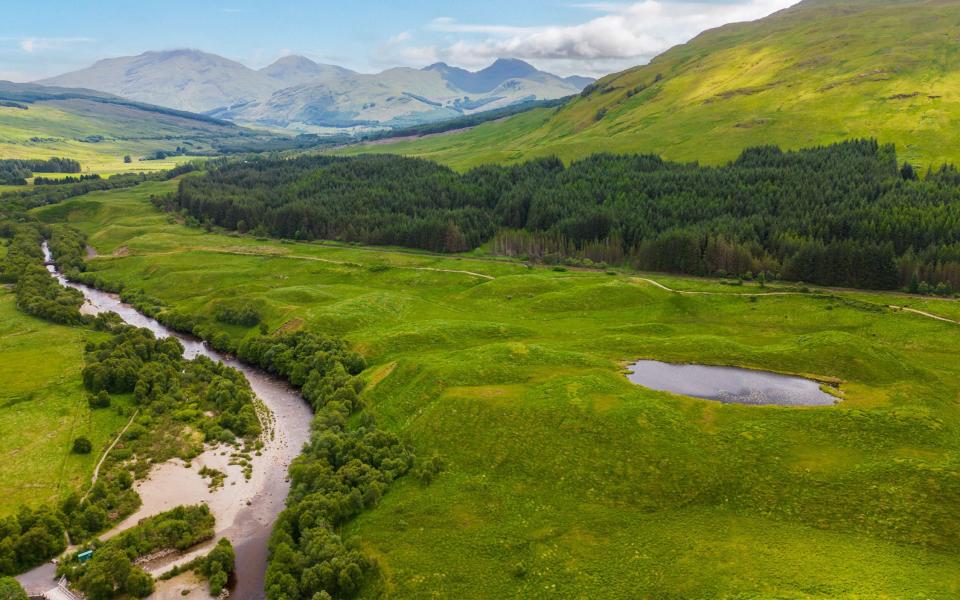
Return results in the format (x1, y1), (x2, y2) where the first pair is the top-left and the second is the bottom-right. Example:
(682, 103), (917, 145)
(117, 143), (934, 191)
(162, 140), (960, 292)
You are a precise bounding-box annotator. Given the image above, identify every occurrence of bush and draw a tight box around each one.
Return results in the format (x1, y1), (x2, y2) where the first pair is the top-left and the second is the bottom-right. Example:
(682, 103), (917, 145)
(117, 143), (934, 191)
(73, 437), (92, 454)
(214, 302), (261, 327)
(0, 577), (28, 600)
(89, 391), (111, 409)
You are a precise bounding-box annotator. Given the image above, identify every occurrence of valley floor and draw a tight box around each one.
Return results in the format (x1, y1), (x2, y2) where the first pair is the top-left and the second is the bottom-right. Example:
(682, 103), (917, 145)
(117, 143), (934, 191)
(18, 180), (960, 598)
(0, 283), (126, 514)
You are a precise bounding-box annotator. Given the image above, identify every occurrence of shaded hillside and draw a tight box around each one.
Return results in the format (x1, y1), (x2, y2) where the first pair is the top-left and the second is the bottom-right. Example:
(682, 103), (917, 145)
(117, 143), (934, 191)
(350, 0), (960, 169)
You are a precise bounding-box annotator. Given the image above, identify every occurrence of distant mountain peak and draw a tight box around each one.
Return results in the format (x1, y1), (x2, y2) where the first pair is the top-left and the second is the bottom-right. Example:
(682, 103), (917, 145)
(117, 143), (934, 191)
(37, 50), (592, 131)
(425, 58), (574, 94)
(265, 55), (318, 68)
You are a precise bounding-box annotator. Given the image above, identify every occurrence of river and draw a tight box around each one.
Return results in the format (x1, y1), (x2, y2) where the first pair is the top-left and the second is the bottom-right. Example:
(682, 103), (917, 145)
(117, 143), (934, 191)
(23, 243), (314, 599)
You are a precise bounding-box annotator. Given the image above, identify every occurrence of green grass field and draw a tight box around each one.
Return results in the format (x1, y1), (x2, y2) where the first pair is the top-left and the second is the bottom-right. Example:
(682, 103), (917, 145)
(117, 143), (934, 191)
(27, 181), (960, 598)
(0, 286), (126, 515)
(341, 0), (960, 171)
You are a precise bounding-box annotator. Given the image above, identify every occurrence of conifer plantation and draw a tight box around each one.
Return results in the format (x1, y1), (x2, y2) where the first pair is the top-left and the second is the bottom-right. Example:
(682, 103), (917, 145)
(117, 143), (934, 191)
(165, 140), (960, 292)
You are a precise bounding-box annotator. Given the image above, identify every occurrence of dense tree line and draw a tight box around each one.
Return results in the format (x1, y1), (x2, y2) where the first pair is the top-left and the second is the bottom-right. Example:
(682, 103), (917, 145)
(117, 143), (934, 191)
(33, 174), (101, 186)
(234, 332), (413, 599)
(0, 157), (81, 185)
(0, 163), (199, 217)
(163, 140), (960, 291)
(0, 224), (86, 324)
(0, 506), (68, 575)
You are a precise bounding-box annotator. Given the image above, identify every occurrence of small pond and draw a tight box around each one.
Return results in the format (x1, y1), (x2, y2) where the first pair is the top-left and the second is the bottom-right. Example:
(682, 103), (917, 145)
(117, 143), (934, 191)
(626, 360), (837, 406)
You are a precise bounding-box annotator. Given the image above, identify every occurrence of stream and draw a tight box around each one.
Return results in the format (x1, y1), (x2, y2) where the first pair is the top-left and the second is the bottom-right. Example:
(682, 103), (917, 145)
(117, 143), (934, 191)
(33, 242), (313, 599)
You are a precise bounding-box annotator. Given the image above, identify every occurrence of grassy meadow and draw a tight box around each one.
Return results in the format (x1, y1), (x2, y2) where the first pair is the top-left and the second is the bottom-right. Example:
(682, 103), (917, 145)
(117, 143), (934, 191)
(340, 0), (960, 171)
(0, 284), (125, 515)
(26, 181), (960, 598)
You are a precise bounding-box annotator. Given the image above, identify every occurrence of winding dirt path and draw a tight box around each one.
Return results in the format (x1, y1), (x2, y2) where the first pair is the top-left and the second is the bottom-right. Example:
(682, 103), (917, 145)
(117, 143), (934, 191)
(83, 409), (139, 500)
(889, 306), (960, 325)
(631, 277), (958, 326)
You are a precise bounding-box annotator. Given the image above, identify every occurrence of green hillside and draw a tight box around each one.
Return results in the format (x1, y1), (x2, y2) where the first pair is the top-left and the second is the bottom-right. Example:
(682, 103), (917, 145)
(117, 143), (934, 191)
(0, 82), (281, 175)
(344, 0), (960, 169)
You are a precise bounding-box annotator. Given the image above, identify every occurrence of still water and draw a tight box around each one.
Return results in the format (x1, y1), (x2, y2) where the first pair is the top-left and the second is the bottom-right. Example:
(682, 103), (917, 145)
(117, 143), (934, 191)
(626, 359), (837, 406)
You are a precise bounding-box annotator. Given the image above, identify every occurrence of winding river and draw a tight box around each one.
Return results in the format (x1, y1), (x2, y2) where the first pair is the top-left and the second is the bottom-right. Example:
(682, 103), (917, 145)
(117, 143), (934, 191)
(35, 243), (313, 599)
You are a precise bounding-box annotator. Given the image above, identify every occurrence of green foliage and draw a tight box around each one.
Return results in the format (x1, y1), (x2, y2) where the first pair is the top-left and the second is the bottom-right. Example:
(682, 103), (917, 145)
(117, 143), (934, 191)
(167, 141), (960, 291)
(164, 154), (492, 253)
(72, 437), (92, 454)
(0, 157), (80, 185)
(0, 505), (67, 575)
(33, 174), (102, 186)
(61, 505), (213, 599)
(108, 504), (214, 555)
(82, 327), (261, 440)
(0, 576), (28, 600)
(74, 546), (142, 600)
(0, 224), (85, 324)
(238, 332), (411, 599)
(89, 390), (111, 409)
(214, 300), (261, 327)
(158, 537), (235, 596)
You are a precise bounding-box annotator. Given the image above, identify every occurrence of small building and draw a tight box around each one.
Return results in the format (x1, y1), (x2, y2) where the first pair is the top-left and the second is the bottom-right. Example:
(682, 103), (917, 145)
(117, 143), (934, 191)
(77, 550), (93, 565)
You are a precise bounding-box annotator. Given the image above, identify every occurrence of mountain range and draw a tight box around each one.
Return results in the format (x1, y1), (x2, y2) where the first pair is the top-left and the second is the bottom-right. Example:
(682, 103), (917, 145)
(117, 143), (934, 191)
(356, 0), (960, 169)
(38, 51), (592, 131)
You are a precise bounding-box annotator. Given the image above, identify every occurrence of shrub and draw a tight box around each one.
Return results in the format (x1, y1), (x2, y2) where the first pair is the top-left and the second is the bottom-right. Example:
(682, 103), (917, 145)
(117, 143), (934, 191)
(72, 437), (92, 454)
(0, 577), (28, 600)
(89, 391), (111, 409)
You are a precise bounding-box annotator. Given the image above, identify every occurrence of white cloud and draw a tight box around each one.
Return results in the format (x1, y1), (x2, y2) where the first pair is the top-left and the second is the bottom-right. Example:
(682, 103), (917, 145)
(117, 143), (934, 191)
(17, 37), (94, 54)
(382, 0), (799, 77)
(386, 31), (414, 46)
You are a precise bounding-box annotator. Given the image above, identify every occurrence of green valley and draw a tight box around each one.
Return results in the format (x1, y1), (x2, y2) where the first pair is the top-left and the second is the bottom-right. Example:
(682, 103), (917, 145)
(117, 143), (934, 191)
(0, 82), (294, 177)
(28, 179), (960, 598)
(6, 0), (960, 597)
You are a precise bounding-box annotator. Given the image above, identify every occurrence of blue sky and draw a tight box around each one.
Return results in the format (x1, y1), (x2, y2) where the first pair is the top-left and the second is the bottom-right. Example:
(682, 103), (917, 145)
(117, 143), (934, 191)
(1, 0), (799, 81)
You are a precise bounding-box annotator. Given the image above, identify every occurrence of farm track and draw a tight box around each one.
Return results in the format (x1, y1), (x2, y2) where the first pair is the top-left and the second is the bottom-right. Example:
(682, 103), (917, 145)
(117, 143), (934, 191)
(83, 409), (139, 500)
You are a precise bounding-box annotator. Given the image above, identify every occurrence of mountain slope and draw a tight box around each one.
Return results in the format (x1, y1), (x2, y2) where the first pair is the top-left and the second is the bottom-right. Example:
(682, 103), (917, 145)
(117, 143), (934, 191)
(0, 81), (276, 174)
(351, 0), (960, 169)
(259, 55), (357, 88)
(38, 49), (275, 114)
(426, 58), (543, 94)
(219, 61), (588, 131)
(40, 51), (592, 131)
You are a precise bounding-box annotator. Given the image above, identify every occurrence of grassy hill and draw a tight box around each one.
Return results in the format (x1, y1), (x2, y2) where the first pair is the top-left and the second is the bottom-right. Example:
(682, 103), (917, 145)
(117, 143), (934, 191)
(36, 181), (960, 598)
(344, 0), (960, 170)
(0, 82), (280, 176)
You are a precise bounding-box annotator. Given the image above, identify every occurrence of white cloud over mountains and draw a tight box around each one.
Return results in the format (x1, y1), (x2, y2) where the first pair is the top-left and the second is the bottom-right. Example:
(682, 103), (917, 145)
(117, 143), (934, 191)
(383, 0), (798, 76)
